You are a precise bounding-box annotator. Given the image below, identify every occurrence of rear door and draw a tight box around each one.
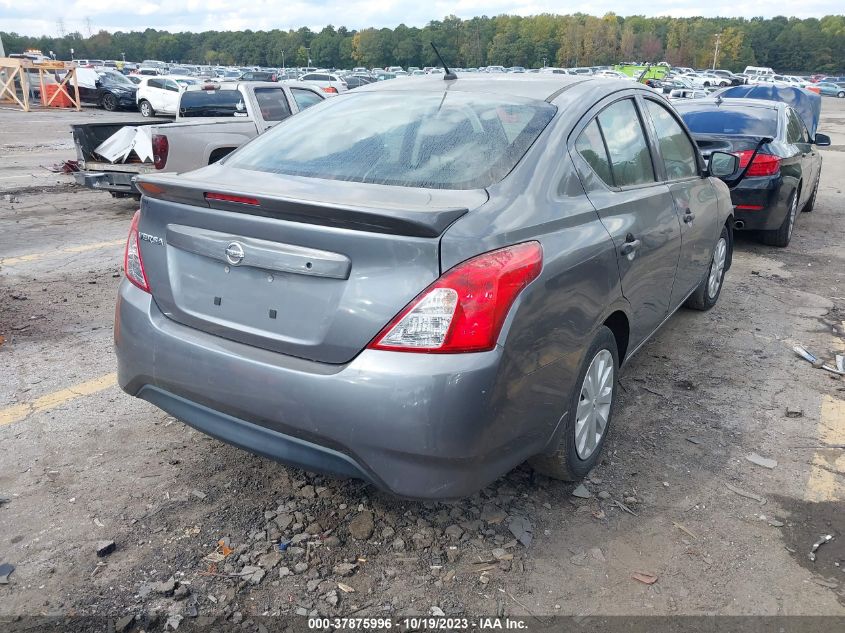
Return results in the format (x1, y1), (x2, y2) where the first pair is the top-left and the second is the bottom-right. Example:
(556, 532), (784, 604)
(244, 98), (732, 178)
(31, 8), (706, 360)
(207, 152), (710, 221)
(570, 95), (681, 346)
(640, 96), (718, 308)
(786, 107), (819, 205)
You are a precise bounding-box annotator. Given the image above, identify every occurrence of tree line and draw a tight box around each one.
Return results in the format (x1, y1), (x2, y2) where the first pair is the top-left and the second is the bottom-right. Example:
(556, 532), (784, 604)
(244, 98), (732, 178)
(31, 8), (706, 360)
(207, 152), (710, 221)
(3, 13), (844, 73)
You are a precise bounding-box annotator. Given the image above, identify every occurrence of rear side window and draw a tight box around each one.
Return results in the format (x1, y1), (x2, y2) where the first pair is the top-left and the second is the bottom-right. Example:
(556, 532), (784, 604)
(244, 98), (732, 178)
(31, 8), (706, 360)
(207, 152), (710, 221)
(644, 100), (699, 180)
(291, 88), (323, 110)
(254, 87), (292, 122)
(147, 78), (163, 89)
(786, 109), (808, 144)
(180, 90), (248, 118)
(596, 99), (655, 187)
(678, 106), (778, 137)
(227, 92), (556, 189)
(575, 120), (613, 187)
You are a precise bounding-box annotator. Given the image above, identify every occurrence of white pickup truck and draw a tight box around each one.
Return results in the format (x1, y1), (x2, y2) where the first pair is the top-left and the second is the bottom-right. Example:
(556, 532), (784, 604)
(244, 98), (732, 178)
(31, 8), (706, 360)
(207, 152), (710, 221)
(71, 81), (324, 197)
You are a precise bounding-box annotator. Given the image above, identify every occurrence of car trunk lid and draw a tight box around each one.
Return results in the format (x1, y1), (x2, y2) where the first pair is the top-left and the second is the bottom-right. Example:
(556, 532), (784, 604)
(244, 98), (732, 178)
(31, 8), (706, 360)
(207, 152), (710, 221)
(135, 166), (486, 364)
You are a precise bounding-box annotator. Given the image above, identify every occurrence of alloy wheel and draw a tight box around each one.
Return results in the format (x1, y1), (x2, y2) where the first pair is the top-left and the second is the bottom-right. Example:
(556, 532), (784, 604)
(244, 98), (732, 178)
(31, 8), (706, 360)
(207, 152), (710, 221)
(574, 349), (614, 460)
(707, 237), (727, 299)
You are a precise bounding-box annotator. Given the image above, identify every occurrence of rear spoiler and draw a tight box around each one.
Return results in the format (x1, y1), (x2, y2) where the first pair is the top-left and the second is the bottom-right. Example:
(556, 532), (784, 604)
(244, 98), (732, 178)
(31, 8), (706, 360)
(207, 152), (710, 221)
(135, 177), (467, 238)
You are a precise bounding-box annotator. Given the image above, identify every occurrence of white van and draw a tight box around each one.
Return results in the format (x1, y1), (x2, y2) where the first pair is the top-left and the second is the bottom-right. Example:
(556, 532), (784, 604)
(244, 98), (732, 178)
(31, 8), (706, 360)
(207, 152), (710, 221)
(744, 66), (774, 76)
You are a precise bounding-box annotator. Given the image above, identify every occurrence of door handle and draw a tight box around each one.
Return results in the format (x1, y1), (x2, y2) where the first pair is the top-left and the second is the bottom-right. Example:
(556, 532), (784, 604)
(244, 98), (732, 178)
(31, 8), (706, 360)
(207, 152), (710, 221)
(682, 208), (696, 224)
(620, 235), (641, 258)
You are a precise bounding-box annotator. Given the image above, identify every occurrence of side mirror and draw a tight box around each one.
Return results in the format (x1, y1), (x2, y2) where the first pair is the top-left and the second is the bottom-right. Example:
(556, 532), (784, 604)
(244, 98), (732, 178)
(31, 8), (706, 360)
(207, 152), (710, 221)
(708, 151), (739, 178)
(94, 79), (102, 88)
(814, 133), (831, 147)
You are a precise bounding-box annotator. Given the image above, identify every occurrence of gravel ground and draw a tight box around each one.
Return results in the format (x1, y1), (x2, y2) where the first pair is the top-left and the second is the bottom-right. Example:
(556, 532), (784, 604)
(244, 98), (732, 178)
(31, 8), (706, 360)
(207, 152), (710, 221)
(0, 102), (844, 627)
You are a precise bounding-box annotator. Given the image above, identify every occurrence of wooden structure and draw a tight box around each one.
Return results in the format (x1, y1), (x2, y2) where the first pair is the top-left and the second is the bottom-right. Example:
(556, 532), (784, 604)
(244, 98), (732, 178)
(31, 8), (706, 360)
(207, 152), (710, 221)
(0, 58), (81, 112)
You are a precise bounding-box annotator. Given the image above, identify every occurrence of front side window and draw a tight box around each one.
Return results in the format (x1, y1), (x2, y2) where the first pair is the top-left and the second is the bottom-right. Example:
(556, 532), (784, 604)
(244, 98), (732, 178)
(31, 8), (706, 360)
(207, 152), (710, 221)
(596, 99), (655, 187)
(291, 88), (323, 110)
(147, 78), (163, 89)
(644, 100), (699, 180)
(227, 92), (556, 189)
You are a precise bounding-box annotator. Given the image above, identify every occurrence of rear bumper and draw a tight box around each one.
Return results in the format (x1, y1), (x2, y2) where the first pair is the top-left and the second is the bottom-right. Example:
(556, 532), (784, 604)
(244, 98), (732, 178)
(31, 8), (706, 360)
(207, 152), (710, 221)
(74, 170), (141, 195)
(115, 281), (553, 499)
(731, 177), (789, 231)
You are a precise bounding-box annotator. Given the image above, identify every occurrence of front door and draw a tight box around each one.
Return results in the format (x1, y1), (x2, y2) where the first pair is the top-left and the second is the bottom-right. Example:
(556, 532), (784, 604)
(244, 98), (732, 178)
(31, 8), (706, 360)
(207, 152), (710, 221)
(570, 96), (682, 346)
(162, 79), (181, 114)
(640, 97), (719, 307)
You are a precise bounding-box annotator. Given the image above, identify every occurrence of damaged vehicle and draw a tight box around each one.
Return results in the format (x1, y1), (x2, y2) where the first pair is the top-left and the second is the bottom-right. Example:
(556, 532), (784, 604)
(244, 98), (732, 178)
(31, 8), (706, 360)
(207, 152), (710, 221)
(75, 68), (139, 112)
(71, 82), (324, 197)
(676, 86), (831, 247)
(115, 75), (738, 498)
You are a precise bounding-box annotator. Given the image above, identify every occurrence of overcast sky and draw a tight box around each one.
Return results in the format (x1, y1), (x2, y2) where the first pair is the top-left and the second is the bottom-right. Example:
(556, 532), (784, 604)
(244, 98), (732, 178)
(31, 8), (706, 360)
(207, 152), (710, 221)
(1, 1), (841, 37)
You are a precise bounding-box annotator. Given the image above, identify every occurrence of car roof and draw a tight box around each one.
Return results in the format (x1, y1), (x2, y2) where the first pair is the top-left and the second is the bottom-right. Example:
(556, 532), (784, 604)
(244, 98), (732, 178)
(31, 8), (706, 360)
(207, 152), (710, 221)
(353, 74), (608, 101)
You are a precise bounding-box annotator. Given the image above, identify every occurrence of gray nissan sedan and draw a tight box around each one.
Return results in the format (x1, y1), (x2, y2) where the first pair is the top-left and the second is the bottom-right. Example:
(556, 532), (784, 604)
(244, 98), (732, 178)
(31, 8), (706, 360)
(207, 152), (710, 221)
(116, 75), (738, 498)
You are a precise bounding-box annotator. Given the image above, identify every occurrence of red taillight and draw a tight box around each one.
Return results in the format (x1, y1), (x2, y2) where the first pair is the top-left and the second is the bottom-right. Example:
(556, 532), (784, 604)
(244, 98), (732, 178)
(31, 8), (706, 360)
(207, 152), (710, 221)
(204, 192), (260, 206)
(124, 210), (150, 293)
(152, 134), (169, 170)
(735, 204), (764, 210)
(736, 150), (780, 177)
(368, 242), (543, 354)
(322, 86), (338, 93)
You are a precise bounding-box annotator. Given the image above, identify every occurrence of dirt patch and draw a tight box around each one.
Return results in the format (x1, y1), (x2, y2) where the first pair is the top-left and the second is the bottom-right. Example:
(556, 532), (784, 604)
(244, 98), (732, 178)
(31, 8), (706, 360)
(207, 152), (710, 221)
(776, 496), (845, 602)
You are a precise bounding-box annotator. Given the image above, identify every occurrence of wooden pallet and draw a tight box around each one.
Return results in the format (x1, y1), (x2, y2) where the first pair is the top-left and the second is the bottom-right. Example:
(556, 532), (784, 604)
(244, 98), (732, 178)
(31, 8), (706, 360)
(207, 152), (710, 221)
(0, 58), (81, 112)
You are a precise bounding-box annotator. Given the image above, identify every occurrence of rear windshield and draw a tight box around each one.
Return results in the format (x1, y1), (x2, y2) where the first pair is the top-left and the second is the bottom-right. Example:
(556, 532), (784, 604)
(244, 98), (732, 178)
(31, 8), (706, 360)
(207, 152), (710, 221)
(226, 91), (556, 189)
(179, 90), (248, 118)
(678, 105), (778, 136)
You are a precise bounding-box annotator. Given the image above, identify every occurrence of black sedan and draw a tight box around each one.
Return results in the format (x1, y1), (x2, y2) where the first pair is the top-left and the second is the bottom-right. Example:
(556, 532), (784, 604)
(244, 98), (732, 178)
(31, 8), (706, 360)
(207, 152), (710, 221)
(676, 98), (830, 247)
(79, 70), (139, 111)
(238, 71), (278, 82)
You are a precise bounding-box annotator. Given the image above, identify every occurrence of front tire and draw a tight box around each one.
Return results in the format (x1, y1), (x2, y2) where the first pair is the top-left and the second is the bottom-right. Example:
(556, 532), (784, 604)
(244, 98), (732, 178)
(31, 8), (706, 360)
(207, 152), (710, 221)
(101, 93), (118, 111)
(761, 190), (798, 247)
(139, 99), (154, 117)
(685, 225), (729, 310)
(837, 91), (845, 99)
(530, 326), (619, 481)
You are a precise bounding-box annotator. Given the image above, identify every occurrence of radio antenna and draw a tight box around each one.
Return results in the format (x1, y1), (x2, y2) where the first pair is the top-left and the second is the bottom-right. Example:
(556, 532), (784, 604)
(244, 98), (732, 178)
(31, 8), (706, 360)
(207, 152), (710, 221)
(430, 43), (457, 81)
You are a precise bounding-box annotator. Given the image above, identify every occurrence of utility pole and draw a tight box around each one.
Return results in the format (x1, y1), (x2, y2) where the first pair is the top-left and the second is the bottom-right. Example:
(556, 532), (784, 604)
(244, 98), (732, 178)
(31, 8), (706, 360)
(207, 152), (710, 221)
(712, 33), (721, 70)
(304, 47), (311, 67)
(56, 19), (66, 38)
(85, 16), (93, 38)
(281, 51), (285, 70)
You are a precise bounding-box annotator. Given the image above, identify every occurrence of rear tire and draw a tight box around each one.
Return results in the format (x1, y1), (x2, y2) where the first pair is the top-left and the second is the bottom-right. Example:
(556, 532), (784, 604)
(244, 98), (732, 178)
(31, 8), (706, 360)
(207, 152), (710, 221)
(685, 225), (730, 311)
(803, 176), (819, 212)
(529, 326), (618, 481)
(761, 190), (798, 247)
(139, 99), (154, 117)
